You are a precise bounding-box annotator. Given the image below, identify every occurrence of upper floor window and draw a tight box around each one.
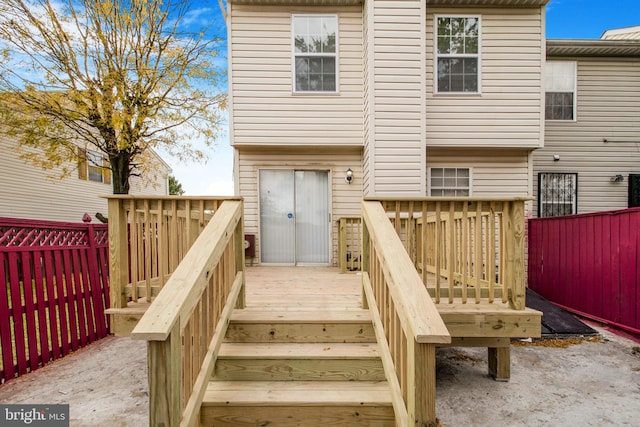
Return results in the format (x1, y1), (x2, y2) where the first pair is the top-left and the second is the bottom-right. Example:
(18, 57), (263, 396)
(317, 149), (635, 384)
(429, 167), (471, 196)
(78, 148), (111, 184)
(436, 16), (480, 94)
(292, 15), (338, 93)
(545, 61), (576, 121)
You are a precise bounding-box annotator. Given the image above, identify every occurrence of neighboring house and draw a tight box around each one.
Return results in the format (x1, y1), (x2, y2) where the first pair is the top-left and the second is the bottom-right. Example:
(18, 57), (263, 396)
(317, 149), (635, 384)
(228, 0), (547, 265)
(533, 27), (640, 217)
(0, 135), (171, 223)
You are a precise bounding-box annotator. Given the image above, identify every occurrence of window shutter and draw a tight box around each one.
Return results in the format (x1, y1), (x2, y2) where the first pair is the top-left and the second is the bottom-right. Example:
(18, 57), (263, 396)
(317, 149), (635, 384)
(103, 156), (112, 185)
(629, 174), (640, 208)
(78, 147), (87, 180)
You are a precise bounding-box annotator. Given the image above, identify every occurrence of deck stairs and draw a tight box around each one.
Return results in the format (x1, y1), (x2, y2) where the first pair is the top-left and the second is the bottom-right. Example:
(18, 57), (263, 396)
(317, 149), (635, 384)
(199, 268), (396, 426)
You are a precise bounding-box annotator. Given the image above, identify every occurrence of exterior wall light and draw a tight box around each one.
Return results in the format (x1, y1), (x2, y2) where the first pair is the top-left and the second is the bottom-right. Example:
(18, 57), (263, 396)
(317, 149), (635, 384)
(345, 168), (354, 184)
(611, 174), (624, 182)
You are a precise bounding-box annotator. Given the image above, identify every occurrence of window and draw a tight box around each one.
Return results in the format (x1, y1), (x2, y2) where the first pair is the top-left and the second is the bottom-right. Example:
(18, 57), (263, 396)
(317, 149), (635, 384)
(436, 16), (480, 93)
(545, 61), (576, 120)
(78, 148), (111, 184)
(538, 173), (577, 217)
(430, 167), (471, 196)
(292, 15), (338, 93)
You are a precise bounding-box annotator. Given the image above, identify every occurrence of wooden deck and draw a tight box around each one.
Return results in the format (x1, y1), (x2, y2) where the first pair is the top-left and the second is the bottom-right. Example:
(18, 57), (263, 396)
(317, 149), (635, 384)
(243, 266), (363, 310)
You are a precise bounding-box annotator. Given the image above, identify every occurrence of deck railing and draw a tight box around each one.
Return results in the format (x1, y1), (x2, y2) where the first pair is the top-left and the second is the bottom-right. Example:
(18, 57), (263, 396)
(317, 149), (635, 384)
(361, 201), (450, 426)
(105, 196), (241, 309)
(131, 199), (245, 427)
(371, 197), (529, 309)
(337, 216), (362, 273)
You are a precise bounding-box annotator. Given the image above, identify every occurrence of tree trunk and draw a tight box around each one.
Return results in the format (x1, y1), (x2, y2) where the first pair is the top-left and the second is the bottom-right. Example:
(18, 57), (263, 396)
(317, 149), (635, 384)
(109, 152), (131, 194)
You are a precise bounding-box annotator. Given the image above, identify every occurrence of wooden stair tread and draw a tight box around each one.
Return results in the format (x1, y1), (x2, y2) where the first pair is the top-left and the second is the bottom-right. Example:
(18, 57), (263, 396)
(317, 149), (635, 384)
(203, 381), (393, 406)
(231, 309), (372, 323)
(219, 342), (380, 359)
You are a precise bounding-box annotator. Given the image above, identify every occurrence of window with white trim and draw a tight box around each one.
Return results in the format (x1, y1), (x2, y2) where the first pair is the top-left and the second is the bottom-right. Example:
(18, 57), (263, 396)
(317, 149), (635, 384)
(292, 15), (338, 93)
(436, 16), (480, 93)
(545, 61), (576, 121)
(429, 167), (471, 196)
(538, 172), (577, 217)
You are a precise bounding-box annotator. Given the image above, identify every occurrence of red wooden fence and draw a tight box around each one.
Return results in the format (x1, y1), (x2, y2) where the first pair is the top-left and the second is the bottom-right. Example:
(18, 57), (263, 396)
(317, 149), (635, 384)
(0, 217), (110, 383)
(528, 208), (640, 335)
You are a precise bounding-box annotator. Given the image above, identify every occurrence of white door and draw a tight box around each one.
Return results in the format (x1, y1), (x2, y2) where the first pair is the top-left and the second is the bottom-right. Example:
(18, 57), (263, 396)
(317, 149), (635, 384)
(259, 169), (330, 265)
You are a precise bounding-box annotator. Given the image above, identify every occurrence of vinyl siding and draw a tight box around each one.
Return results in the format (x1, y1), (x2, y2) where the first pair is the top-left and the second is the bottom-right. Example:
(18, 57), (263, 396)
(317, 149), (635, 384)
(237, 147), (362, 265)
(367, 0), (426, 196)
(425, 7), (545, 149)
(0, 136), (170, 223)
(533, 58), (640, 216)
(426, 148), (530, 197)
(229, 5), (363, 147)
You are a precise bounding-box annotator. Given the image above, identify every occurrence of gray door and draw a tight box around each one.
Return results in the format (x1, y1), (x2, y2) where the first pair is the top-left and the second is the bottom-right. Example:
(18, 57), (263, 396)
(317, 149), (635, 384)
(259, 169), (330, 264)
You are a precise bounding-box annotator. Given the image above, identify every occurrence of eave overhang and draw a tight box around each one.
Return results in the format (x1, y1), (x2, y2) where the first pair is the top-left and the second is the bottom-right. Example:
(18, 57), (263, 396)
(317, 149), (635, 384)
(228, 0), (548, 7)
(547, 39), (640, 58)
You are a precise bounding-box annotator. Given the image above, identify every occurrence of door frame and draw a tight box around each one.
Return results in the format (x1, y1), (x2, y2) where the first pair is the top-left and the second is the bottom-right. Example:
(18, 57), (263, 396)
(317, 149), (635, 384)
(257, 166), (333, 266)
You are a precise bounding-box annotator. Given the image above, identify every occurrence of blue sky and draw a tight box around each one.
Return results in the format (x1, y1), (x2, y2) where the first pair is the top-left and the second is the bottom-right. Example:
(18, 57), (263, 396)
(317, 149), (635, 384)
(546, 0), (640, 38)
(170, 0), (640, 195)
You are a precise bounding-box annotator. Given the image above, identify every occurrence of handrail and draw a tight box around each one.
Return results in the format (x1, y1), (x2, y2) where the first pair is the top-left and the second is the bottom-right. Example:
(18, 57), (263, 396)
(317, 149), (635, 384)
(105, 195), (243, 308)
(131, 199), (245, 426)
(367, 197), (529, 309)
(362, 200), (450, 426)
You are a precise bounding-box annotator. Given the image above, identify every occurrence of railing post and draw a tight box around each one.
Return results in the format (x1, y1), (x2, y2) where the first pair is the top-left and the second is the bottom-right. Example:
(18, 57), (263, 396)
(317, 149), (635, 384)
(412, 341), (437, 427)
(148, 323), (181, 427)
(234, 205), (246, 309)
(361, 219), (370, 309)
(108, 197), (129, 309)
(506, 200), (526, 310)
(339, 218), (347, 273)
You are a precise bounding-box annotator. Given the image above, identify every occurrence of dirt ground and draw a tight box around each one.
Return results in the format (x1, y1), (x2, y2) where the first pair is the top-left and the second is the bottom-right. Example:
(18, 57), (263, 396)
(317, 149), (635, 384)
(1, 325), (639, 426)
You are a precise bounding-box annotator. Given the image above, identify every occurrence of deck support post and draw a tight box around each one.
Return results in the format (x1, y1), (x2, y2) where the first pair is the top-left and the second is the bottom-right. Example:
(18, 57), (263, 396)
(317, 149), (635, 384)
(506, 200), (526, 310)
(488, 346), (511, 381)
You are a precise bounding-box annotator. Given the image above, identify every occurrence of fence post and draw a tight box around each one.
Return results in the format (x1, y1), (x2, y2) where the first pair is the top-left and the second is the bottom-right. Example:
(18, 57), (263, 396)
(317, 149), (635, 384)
(86, 222), (108, 336)
(108, 197), (129, 309)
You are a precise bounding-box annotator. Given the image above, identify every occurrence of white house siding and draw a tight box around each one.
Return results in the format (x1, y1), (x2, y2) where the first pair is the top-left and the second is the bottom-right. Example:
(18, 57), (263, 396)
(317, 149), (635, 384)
(237, 148), (363, 265)
(365, 0), (426, 196)
(533, 58), (640, 216)
(0, 136), (169, 223)
(425, 7), (545, 149)
(426, 148), (530, 197)
(229, 4), (363, 147)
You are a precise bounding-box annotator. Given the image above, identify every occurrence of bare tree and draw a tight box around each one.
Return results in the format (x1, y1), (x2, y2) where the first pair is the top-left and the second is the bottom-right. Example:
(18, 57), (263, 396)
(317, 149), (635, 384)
(0, 0), (226, 194)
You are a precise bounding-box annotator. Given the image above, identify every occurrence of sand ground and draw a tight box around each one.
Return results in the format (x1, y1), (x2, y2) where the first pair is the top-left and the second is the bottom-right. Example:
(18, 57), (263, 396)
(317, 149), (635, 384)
(1, 325), (639, 426)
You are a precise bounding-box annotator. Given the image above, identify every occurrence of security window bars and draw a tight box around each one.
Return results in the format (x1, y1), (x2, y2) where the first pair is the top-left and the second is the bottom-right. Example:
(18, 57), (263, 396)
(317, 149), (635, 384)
(293, 15), (337, 92)
(430, 167), (470, 196)
(436, 16), (480, 93)
(545, 61), (576, 120)
(538, 172), (577, 217)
